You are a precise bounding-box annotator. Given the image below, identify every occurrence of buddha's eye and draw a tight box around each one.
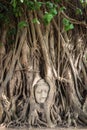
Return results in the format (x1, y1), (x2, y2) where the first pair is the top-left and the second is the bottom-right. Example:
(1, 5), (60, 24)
(42, 90), (48, 93)
(45, 90), (47, 93)
(37, 91), (41, 94)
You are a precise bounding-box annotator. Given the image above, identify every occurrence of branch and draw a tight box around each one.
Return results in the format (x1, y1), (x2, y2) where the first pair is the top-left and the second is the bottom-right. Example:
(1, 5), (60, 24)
(61, 12), (87, 27)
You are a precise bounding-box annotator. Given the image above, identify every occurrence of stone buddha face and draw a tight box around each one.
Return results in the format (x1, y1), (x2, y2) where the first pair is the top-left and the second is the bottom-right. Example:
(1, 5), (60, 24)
(34, 80), (49, 104)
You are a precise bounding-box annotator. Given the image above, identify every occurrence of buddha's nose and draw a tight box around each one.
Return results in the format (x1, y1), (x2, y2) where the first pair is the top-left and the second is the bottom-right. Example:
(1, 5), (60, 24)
(42, 91), (47, 97)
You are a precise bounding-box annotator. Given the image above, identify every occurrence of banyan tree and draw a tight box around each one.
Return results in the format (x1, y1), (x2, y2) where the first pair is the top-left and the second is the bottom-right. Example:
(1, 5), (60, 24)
(0, 0), (87, 128)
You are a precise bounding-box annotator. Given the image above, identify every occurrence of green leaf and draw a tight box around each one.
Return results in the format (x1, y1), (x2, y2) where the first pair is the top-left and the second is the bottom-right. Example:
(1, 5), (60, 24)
(63, 18), (74, 31)
(34, 1), (42, 10)
(11, 0), (17, 9)
(76, 8), (83, 15)
(59, 6), (66, 12)
(43, 13), (53, 25)
(63, 18), (70, 26)
(26, 1), (42, 10)
(26, 1), (35, 10)
(13, 7), (22, 17)
(50, 8), (57, 16)
(32, 18), (40, 24)
(65, 24), (74, 31)
(80, 0), (87, 7)
(18, 21), (28, 29)
(80, 0), (84, 3)
(20, 0), (24, 3)
(46, 1), (54, 9)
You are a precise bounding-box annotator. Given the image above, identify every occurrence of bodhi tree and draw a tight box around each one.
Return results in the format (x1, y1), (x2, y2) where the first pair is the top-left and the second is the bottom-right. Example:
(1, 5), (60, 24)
(0, 0), (87, 128)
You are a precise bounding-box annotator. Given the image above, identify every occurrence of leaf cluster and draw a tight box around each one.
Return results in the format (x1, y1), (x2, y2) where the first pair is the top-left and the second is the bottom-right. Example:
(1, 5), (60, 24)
(24, 0), (42, 10)
(1, 0), (87, 31)
(43, 1), (57, 25)
(63, 18), (74, 31)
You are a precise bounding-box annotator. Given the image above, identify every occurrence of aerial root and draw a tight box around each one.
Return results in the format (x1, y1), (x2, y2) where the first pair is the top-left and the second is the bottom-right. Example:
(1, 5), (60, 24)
(50, 108), (56, 124)
(51, 106), (62, 124)
(37, 118), (48, 127)
(6, 119), (29, 128)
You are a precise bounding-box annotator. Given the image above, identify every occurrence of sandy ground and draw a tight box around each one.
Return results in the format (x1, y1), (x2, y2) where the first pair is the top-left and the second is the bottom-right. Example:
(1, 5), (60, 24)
(0, 127), (87, 130)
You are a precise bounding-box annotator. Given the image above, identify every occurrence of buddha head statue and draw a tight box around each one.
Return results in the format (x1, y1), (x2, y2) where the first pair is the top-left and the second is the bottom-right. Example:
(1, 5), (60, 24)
(34, 79), (50, 104)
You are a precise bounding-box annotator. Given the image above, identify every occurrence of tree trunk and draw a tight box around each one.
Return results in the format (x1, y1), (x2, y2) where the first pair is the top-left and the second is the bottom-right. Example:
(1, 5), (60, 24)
(0, 0), (87, 128)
